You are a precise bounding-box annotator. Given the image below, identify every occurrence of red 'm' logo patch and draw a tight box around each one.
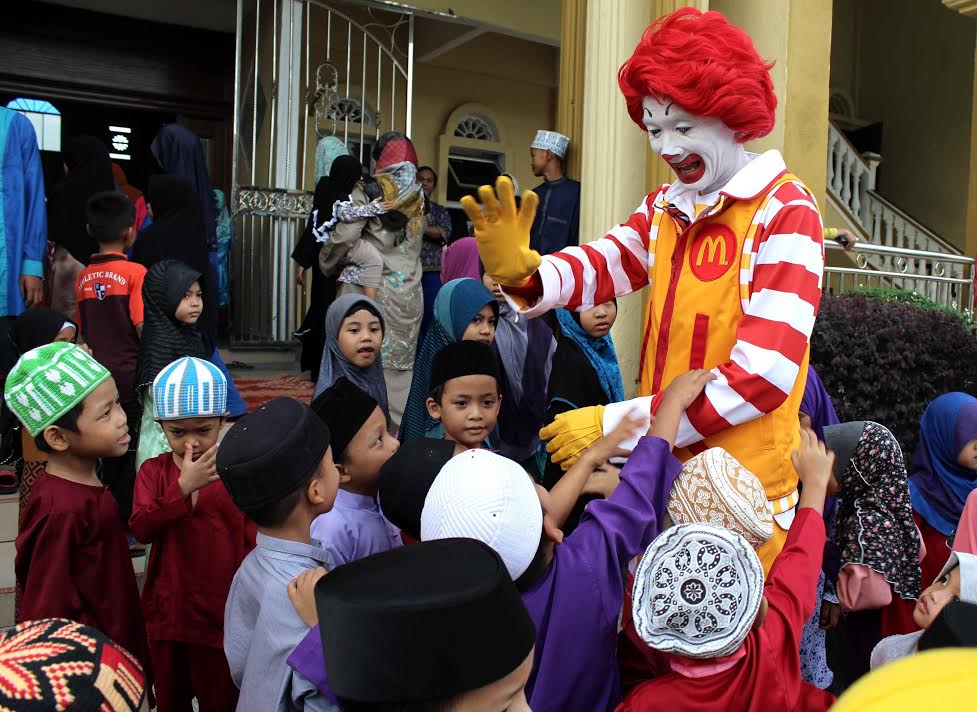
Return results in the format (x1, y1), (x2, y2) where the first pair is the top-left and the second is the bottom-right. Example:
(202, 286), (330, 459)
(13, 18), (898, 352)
(688, 224), (738, 282)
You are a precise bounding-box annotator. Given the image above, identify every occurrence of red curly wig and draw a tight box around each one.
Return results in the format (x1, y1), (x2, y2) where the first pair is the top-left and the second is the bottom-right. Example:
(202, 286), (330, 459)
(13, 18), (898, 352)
(618, 7), (776, 142)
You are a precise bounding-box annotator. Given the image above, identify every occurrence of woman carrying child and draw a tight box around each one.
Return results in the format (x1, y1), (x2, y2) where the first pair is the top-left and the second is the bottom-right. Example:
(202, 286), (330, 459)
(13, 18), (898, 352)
(317, 132), (425, 429)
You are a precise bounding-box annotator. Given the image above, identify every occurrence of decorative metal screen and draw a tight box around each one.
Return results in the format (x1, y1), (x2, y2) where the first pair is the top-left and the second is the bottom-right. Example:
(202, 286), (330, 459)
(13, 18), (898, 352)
(231, 0), (413, 345)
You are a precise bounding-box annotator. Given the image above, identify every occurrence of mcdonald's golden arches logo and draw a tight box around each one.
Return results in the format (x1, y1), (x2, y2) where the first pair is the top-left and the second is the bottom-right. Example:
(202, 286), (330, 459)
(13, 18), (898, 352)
(689, 224), (738, 281)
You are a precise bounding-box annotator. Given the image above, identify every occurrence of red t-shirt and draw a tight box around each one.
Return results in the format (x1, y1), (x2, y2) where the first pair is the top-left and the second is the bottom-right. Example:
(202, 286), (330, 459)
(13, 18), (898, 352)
(16, 471), (150, 673)
(76, 252), (146, 404)
(616, 508), (836, 712)
(130, 453), (256, 649)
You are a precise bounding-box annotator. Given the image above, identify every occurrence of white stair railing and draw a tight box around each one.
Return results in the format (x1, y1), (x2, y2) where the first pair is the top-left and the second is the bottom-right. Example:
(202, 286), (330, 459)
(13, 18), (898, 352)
(827, 122), (880, 229)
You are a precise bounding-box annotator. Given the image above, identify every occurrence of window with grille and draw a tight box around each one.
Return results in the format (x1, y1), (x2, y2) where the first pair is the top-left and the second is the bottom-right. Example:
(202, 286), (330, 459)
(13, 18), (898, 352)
(6, 98), (61, 152)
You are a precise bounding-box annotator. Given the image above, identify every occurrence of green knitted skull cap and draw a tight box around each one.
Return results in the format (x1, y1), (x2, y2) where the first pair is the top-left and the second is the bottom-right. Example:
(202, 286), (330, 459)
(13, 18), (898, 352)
(4, 342), (111, 436)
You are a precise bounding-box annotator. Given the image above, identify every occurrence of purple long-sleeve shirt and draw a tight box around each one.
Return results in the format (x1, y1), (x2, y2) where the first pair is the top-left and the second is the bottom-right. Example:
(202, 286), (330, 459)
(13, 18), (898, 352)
(525, 435), (679, 712)
(287, 436), (679, 711)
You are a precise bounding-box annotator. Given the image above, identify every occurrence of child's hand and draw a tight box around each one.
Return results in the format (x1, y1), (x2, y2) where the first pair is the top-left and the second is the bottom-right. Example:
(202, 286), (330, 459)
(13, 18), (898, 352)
(587, 413), (644, 464)
(793, 428), (835, 514)
(582, 463), (621, 499)
(177, 442), (220, 497)
(659, 369), (716, 411)
(288, 566), (327, 628)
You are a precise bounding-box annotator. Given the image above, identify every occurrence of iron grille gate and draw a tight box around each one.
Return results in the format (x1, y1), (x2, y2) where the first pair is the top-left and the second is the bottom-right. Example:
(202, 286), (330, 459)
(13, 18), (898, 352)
(231, 0), (413, 345)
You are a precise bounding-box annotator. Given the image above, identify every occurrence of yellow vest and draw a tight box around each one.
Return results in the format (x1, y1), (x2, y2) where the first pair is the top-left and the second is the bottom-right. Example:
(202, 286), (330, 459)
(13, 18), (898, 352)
(638, 174), (809, 508)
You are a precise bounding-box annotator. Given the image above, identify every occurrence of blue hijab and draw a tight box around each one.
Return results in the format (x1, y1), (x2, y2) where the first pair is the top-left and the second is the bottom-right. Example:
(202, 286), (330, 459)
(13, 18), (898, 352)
(151, 123), (217, 249)
(554, 308), (624, 403)
(909, 392), (977, 535)
(399, 278), (498, 441)
(800, 366), (840, 440)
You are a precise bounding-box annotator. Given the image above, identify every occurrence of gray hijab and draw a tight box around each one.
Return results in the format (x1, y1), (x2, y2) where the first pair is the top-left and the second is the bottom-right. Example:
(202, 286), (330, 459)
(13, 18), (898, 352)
(314, 294), (389, 420)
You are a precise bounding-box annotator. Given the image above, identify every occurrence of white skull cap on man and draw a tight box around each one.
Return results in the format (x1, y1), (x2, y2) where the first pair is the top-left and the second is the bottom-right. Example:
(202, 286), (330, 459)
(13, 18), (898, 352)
(667, 448), (774, 550)
(421, 449), (543, 580)
(633, 523), (764, 659)
(531, 130), (570, 159)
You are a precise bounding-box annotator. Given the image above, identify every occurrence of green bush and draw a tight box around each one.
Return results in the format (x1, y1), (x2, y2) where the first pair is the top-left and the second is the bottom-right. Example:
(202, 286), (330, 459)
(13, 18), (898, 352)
(810, 292), (977, 457)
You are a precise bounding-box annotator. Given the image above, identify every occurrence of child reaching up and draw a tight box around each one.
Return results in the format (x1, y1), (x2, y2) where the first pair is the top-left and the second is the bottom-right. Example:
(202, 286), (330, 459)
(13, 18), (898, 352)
(425, 339), (502, 452)
(129, 356), (255, 711)
(219, 398), (339, 711)
(310, 377), (402, 567)
(8, 343), (149, 673)
(618, 428), (837, 712)
(135, 259), (208, 469)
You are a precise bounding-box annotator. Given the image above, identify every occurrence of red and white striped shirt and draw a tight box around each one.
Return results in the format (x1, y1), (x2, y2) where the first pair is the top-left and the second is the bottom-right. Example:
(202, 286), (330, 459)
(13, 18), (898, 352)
(512, 150), (824, 449)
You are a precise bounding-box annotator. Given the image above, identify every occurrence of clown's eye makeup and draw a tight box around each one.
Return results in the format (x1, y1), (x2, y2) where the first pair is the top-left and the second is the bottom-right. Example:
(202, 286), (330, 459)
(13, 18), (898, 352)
(648, 129), (662, 138)
(676, 127), (692, 135)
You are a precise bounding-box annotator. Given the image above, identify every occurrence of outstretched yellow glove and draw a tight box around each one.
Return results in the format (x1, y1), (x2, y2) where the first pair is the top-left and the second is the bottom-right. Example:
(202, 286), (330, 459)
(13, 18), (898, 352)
(460, 176), (542, 287)
(539, 405), (605, 471)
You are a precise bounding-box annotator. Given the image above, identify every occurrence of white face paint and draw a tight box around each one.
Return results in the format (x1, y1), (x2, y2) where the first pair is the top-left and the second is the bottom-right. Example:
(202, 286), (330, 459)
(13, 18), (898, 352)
(641, 96), (748, 195)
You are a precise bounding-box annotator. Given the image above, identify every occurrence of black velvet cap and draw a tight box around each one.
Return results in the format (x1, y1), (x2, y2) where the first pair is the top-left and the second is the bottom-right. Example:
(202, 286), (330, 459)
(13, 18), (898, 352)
(378, 437), (456, 540)
(316, 538), (535, 702)
(217, 397), (330, 511)
(430, 340), (499, 392)
(919, 601), (977, 651)
(310, 377), (379, 459)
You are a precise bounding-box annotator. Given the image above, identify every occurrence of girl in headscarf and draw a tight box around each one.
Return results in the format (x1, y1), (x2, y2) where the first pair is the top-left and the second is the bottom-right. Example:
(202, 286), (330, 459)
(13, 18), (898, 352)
(883, 392), (977, 636)
(319, 132), (426, 428)
(440, 236), (480, 283)
(47, 136), (115, 317)
(293, 137), (353, 381)
(313, 294), (389, 421)
(542, 301), (623, 532)
(481, 268), (555, 477)
(399, 278), (498, 441)
(135, 260), (209, 468)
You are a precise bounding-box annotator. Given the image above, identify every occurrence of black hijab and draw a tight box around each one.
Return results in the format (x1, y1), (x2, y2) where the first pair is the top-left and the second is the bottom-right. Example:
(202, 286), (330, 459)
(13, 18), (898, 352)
(136, 260), (208, 388)
(47, 136), (115, 265)
(9, 308), (77, 355)
(292, 154), (363, 268)
(151, 123), (217, 248)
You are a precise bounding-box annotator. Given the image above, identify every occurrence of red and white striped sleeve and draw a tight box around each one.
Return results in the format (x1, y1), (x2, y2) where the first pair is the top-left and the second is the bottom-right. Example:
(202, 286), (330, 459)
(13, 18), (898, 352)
(512, 192), (658, 318)
(674, 181), (824, 447)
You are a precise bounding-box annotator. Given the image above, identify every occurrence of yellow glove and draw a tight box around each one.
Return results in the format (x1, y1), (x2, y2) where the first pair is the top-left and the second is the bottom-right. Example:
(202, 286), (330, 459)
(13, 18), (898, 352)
(539, 405), (605, 471)
(460, 176), (542, 287)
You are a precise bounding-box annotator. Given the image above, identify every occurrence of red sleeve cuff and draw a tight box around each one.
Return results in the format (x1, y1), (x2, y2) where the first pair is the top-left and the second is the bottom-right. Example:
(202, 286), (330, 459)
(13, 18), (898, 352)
(501, 272), (543, 299)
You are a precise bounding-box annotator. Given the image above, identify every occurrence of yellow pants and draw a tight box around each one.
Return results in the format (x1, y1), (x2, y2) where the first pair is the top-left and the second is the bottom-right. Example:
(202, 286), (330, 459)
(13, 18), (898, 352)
(757, 520), (790, 577)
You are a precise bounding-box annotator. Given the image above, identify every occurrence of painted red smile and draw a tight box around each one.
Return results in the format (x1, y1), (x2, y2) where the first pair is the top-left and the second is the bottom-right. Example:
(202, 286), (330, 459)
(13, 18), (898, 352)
(668, 154), (706, 184)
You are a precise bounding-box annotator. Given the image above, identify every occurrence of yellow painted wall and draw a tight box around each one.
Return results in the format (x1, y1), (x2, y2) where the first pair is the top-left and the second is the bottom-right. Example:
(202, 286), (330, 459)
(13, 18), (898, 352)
(395, 0), (561, 45)
(410, 33), (559, 202)
(831, 0), (976, 251)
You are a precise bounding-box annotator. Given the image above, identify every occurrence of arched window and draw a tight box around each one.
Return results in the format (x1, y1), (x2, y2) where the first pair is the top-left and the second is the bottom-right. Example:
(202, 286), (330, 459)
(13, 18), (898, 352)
(6, 98), (61, 152)
(453, 114), (498, 142)
(325, 97), (377, 128)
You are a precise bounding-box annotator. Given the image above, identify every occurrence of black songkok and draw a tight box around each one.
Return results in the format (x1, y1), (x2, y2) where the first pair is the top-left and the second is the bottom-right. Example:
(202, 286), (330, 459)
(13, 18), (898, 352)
(919, 600), (977, 652)
(217, 397), (330, 511)
(311, 377), (379, 459)
(316, 538), (535, 702)
(378, 436), (456, 540)
(430, 340), (499, 392)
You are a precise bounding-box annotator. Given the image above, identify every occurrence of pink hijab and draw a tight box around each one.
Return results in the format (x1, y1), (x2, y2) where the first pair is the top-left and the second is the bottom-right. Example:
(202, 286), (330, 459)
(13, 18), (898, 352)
(955, 489), (977, 555)
(440, 237), (480, 282)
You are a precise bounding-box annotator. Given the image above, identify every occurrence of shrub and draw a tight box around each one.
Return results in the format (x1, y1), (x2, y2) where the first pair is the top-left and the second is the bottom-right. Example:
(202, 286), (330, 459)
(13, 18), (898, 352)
(810, 293), (977, 458)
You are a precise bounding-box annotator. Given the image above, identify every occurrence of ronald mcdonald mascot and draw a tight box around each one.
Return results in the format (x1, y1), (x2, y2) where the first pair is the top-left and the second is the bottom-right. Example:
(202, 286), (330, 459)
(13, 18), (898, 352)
(462, 7), (824, 568)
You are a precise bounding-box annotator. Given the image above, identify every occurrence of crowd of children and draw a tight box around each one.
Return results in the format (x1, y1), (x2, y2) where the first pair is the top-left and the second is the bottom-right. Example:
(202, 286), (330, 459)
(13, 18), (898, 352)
(4, 145), (977, 712)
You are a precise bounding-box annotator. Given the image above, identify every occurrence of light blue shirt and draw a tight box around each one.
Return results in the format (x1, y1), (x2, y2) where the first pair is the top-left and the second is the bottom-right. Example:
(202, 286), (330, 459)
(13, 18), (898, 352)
(310, 489), (402, 568)
(224, 532), (337, 711)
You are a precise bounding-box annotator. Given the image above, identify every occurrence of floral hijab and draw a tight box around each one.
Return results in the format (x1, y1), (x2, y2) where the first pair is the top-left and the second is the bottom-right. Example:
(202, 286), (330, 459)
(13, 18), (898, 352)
(826, 421), (922, 600)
